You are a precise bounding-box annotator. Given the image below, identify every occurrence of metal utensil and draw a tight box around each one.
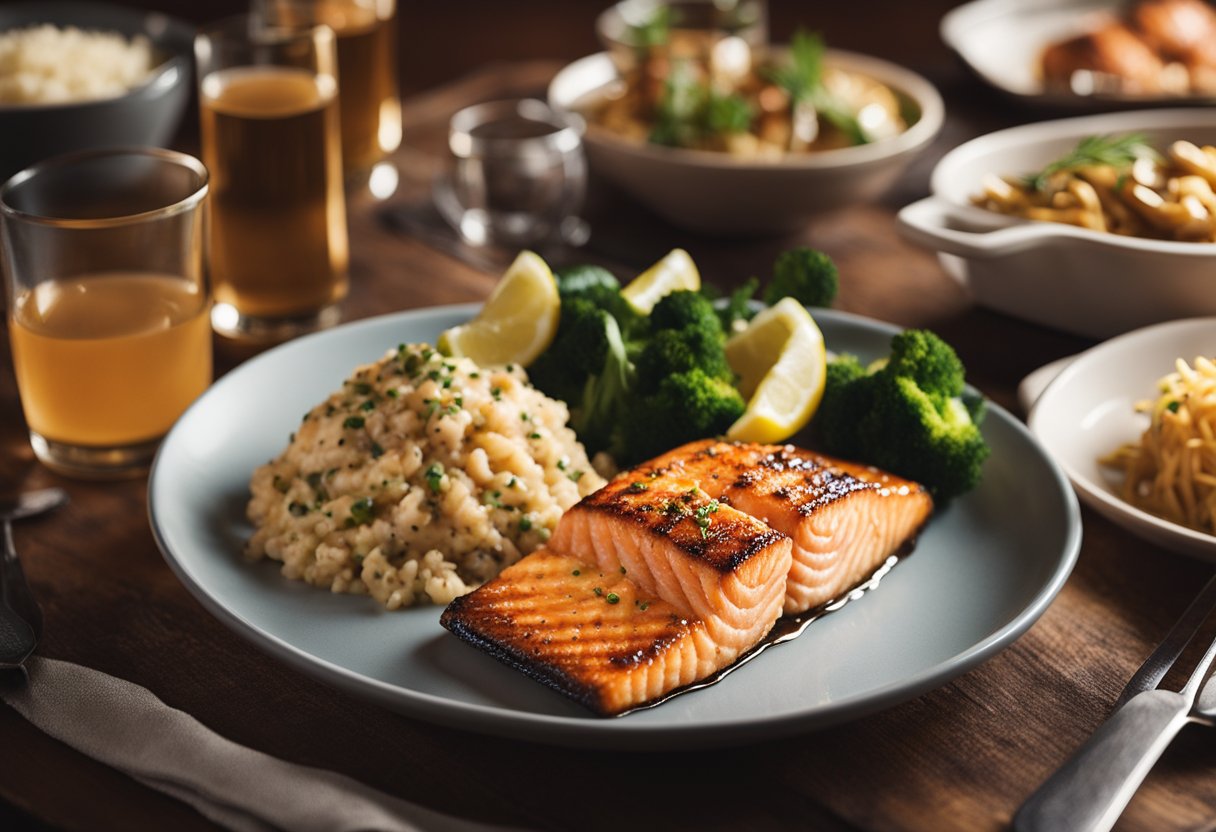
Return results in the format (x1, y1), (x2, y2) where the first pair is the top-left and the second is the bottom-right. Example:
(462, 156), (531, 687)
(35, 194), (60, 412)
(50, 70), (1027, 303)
(0, 488), (67, 669)
(1013, 586), (1216, 832)
(1113, 569), (1216, 710)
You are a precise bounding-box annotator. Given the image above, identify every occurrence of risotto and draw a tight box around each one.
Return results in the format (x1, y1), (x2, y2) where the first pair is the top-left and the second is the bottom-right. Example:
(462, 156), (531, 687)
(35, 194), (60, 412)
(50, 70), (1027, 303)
(247, 343), (605, 609)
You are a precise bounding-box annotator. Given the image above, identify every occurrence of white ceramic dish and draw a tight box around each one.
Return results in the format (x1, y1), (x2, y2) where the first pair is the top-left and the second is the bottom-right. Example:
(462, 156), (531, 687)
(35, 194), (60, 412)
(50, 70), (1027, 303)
(941, 0), (1216, 107)
(1028, 317), (1216, 559)
(149, 304), (1080, 749)
(898, 108), (1216, 339)
(547, 51), (943, 236)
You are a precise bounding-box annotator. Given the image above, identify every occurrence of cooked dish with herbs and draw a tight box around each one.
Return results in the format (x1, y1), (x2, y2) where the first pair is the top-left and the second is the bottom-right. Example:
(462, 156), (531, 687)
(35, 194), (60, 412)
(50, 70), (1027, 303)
(246, 344), (604, 610)
(972, 134), (1216, 242)
(584, 19), (910, 159)
(1102, 356), (1216, 534)
(1041, 0), (1216, 97)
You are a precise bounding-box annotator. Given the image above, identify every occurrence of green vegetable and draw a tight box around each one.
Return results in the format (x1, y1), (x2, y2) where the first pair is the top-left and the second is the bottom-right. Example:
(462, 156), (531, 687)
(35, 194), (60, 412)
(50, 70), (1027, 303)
(766, 30), (866, 146)
(554, 264), (621, 299)
(1024, 133), (1157, 192)
(763, 247), (838, 308)
(648, 289), (722, 335)
(634, 326), (732, 393)
(347, 496), (375, 526)
(343, 415), (365, 429)
(623, 370), (746, 464)
(424, 463), (445, 493)
(626, 4), (672, 48)
(812, 330), (990, 502)
(766, 29), (826, 107)
(718, 277), (760, 333)
(650, 60), (754, 147)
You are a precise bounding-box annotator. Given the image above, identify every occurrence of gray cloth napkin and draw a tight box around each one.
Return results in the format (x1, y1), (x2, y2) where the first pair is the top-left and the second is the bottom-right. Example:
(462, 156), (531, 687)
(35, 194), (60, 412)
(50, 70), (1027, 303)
(1, 657), (516, 832)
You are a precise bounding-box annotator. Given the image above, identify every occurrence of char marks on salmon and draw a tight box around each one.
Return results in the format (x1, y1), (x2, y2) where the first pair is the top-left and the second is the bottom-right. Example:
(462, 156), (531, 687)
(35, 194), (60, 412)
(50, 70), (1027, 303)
(634, 440), (934, 613)
(441, 440), (931, 715)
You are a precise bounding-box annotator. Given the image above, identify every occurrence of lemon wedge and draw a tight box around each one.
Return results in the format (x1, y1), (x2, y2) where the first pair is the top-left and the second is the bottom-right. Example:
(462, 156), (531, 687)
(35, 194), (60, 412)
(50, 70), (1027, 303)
(438, 250), (560, 366)
(620, 248), (700, 314)
(724, 297), (827, 444)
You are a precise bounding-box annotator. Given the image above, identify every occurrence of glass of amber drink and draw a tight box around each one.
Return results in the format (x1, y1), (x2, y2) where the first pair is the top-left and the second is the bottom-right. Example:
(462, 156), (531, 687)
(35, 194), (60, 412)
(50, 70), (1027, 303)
(0, 148), (212, 478)
(195, 15), (349, 342)
(255, 0), (402, 183)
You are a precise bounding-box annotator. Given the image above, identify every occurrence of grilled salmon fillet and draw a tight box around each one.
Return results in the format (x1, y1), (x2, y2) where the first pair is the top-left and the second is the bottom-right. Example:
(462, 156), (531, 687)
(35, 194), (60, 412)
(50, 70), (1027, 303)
(443, 469), (792, 715)
(442, 548), (736, 715)
(639, 440), (933, 614)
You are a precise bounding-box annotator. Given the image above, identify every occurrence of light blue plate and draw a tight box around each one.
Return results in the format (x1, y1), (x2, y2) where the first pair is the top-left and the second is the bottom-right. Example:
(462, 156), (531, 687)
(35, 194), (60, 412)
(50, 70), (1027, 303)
(149, 305), (1081, 749)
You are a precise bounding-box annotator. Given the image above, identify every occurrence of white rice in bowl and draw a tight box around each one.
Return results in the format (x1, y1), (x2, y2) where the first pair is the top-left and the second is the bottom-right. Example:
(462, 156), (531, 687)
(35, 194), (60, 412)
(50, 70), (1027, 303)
(247, 343), (605, 609)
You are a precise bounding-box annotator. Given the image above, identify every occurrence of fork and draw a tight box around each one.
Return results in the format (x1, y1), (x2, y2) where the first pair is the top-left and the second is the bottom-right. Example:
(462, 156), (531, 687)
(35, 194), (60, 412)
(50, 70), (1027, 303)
(1013, 572), (1216, 832)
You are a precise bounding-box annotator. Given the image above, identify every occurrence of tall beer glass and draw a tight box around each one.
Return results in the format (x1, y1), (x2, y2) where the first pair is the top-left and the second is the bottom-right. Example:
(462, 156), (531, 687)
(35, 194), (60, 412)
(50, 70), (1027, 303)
(195, 15), (349, 342)
(255, 0), (402, 180)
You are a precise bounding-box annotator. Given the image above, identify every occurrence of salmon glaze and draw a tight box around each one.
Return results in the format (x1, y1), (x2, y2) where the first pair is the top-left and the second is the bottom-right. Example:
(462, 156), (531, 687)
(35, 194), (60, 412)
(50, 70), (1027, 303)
(441, 440), (932, 715)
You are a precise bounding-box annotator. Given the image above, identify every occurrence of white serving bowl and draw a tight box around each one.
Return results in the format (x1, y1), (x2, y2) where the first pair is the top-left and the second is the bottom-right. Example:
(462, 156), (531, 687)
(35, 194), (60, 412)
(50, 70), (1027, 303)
(898, 108), (1216, 339)
(1027, 317), (1216, 559)
(941, 0), (1216, 108)
(546, 50), (944, 236)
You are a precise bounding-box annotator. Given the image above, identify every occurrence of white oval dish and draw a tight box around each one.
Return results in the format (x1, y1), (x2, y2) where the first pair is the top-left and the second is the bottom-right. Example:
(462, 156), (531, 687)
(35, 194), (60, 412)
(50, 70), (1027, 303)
(941, 0), (1216, 107)
(547, 50), (944, 236)
(898, 108), (1216, 339)
(1028, 317), (1216, 559)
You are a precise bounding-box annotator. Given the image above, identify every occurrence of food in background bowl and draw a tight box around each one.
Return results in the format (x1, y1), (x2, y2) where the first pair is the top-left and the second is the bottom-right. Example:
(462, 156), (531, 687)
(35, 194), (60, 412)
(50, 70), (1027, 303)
(1101, 355), (1216, 533)
(1040, 0), (1216, 96)
(0, 24), (154, 104)
(586, 21), (909, 160)
(972, 133), (1216, 242)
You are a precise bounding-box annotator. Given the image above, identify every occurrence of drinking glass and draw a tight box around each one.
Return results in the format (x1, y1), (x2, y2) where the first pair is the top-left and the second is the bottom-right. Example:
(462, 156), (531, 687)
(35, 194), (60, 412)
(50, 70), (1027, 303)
(195, 15), (349, 342)
(436, 98), (588, 248)
(0, 148), (212, 478)
(254, 0), (403, 183)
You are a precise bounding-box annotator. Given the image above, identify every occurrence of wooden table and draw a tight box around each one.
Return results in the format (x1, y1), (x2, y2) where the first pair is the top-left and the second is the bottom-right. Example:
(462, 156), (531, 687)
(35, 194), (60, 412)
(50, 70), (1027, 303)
(6, 4), (1216, 830)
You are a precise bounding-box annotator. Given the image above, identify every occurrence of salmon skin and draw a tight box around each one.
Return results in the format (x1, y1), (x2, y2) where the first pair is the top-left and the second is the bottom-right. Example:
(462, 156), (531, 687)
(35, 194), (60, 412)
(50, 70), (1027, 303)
(639, 440), (934, 614)
(440, 440), (929, 715)
(442, 466), (792, 716)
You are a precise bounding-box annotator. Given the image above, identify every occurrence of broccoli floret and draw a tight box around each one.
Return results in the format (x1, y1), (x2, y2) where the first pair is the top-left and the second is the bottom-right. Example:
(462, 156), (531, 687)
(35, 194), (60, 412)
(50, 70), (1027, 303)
(569, 313), (635, 456)
(811, 330), (990, 502)
(649, 290), (721, 335)
(635, 326), (733, 393)
(883, 329), (965, 399)
(555, 264), (619, 298)
(528, 298), (623, 405)
(763, 247), (839, 308)
(621, 370), (746, 464)
(718, 277), (759, 334)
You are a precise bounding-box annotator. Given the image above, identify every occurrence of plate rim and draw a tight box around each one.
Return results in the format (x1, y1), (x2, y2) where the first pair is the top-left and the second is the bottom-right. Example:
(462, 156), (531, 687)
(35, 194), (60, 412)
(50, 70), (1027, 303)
(149, 303), (1082, 748)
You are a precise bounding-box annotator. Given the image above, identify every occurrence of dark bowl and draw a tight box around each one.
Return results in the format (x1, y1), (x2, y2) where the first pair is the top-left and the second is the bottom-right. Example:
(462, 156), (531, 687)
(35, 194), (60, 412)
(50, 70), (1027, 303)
(0, 1), (195, 183)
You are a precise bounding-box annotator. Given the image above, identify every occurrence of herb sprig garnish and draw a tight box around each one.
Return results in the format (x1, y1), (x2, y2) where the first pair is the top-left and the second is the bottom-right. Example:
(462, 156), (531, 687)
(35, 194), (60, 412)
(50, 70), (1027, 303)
(1023, 133), (1158, 191)
(765, 30), (866, 146)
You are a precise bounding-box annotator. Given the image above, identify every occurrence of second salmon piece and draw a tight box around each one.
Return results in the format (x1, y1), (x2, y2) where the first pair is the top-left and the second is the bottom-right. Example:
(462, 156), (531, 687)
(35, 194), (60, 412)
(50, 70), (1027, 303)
(640, 440), (934, 614)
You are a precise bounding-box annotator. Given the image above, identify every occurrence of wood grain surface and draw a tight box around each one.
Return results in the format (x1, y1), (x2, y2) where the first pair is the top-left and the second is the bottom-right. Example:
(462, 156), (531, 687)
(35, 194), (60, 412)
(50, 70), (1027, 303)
(4, 2), (1216, 831)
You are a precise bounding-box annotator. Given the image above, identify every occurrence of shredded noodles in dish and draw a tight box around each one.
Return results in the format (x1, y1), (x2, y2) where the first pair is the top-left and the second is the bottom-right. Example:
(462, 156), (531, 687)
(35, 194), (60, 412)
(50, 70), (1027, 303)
(1102, 356), (1216, 532)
